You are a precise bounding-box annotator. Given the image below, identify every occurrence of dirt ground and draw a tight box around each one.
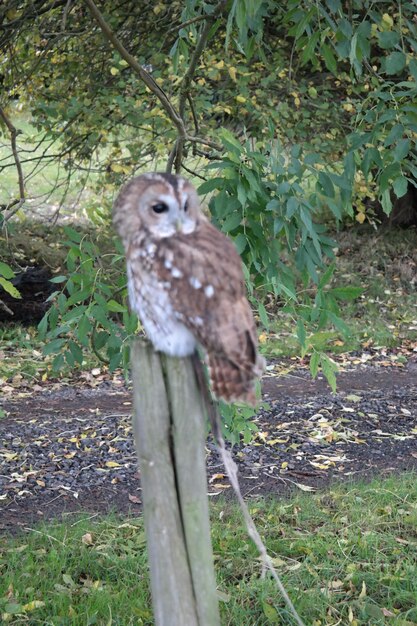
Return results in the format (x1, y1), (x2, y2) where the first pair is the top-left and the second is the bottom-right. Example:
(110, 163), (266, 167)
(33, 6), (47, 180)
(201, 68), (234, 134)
(0, 354), (416, 533)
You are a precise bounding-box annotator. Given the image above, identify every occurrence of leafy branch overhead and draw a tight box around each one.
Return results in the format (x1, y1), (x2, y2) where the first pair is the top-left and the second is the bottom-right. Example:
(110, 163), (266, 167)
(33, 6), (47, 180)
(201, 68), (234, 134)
(0, 0), (416, 407)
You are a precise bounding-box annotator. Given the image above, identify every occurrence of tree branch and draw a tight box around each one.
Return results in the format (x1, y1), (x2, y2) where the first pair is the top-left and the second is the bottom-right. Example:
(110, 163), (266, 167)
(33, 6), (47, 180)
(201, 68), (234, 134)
(0, 106), (26, 221)
(83, 0), (223, 175)
(168, 14), (209, 33)
(173, 1), (227, 172)
(83, 0), (186, 138)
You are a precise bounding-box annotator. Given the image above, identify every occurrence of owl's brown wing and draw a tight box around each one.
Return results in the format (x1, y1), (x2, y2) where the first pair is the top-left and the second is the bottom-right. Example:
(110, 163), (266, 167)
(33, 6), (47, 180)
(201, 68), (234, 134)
(154, 220), (264, 403)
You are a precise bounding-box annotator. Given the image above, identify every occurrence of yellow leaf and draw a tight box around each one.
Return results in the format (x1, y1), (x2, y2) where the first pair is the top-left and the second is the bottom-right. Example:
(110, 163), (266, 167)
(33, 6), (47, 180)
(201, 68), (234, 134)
(110, 164), (124, 173)
(22, 601), (46, 611)
(356, 211), (366, 224)
(110, 67), (119, 75)
(105, 461), (121, 468)
(381, 13), (393, 29)
(3, 453), (17, 461)
(209, 473), (225, 483)
(358, 580), (366, 598)
(258, 333), (267, 344)
(281, 461), (288, 469)
(235, 95), (246, 103)
(228, 66), (237, 82)
(214, 60), (224, 69)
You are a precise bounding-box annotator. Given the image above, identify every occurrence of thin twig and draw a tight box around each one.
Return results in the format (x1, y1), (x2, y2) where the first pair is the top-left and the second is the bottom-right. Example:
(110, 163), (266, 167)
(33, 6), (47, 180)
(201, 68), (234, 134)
(168, 14), (209, 32)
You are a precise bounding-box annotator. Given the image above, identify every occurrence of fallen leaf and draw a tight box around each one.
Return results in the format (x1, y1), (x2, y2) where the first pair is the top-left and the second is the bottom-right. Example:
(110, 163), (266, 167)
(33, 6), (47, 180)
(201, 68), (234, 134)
(22, 600), (45, 612)
(209, 473), (225, 483)
(128, 494), (141, 504)
(346, 394), (362, 403)
(105, 461), (122, 468)
(82, 533), (94, 545)
(293, 482), (315, 492)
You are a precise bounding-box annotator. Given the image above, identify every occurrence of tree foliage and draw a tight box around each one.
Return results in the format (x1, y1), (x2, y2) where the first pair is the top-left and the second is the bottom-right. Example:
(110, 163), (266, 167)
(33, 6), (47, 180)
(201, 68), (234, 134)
(0, 1), (416, 404)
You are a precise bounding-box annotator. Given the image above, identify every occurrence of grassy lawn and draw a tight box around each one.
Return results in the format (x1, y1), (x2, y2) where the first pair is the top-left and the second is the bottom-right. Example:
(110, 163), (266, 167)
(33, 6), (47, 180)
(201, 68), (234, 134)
(1, 473), (417, 625)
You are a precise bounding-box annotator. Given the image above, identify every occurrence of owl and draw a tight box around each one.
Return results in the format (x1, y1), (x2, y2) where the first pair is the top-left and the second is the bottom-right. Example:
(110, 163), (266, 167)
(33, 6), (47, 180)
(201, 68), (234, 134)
(113, 172), (264, 405)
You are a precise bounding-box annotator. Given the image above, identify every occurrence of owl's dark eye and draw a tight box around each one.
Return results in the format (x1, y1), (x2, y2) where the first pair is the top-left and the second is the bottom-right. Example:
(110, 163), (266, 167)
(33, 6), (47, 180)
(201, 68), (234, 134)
(184, 200), (189, 212)
(152, 202), (169, 214)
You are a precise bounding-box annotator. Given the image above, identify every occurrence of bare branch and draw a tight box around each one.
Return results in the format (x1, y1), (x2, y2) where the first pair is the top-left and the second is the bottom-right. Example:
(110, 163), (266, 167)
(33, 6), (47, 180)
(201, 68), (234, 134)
(168, 14), (209, 33)
(0, 106), (26, 221)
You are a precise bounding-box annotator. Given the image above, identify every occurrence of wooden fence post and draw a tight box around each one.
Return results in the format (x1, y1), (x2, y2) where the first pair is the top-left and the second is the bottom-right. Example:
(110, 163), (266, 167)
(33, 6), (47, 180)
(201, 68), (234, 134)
(130, 339), (220, 626)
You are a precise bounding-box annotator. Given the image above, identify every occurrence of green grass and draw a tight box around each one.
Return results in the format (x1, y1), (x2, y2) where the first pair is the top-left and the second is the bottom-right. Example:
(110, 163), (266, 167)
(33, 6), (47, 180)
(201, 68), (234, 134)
(0, 110), (102, 214)
(1, 474), (417, 624)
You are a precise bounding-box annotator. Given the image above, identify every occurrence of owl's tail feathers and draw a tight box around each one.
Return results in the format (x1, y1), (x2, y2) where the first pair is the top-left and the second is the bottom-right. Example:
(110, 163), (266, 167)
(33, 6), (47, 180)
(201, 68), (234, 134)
(207, 353), (265, 406)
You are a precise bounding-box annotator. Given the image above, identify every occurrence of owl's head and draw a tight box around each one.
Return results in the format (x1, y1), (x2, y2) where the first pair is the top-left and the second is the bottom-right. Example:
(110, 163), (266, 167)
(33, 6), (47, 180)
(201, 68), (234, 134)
(113, 172), (203, 243)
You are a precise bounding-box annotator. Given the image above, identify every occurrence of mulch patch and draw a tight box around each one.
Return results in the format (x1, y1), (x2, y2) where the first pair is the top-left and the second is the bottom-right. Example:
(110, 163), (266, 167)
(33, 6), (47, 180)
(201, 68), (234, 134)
(0, 354), (416, 533)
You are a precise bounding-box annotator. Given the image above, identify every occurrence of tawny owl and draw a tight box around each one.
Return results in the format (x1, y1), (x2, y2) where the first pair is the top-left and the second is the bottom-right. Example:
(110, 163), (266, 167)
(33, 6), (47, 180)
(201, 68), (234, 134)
(113, 172), (264, 405)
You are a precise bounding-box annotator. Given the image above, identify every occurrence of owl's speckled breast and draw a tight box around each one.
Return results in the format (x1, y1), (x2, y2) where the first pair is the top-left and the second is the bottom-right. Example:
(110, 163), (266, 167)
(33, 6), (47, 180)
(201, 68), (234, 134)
(126, 261), (197, 357)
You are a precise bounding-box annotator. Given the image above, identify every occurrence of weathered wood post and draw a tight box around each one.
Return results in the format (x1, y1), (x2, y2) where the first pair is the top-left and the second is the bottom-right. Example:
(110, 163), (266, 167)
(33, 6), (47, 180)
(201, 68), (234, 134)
(131, 339), (220, 626)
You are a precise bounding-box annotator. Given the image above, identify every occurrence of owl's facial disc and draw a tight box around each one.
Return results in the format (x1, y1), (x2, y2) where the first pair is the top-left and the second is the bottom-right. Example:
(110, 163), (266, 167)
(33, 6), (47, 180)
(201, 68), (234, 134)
(141, 192), (180, 237)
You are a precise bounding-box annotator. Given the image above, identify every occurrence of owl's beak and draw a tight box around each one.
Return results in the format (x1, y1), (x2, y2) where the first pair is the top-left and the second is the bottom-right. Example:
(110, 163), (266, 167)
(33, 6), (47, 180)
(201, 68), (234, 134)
(175, 219), (183, 232)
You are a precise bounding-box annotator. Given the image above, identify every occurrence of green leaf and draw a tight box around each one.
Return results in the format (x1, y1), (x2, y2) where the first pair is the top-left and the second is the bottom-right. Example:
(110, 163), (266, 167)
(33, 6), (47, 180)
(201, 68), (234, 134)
(321, 354), (338, 392)
(107, 299), (126, 313)
(393, 176), (408, 199)
(4, 603), (23, 615)
(38, 313), (48, 338)
(0, 277), (21, 299)
(109, 352), (122, 371)
(329, 286), (363, 300)
(409, 58), (417, 81)
(262, 601), (280, 623)
(377, 30), (400, 49)
(67, 288), (91, 306)
(63, 226), (83, 243)
(258, 302), (269, 329)
(318, 172), (334, 197)
(309, 352), (320, 378)
(0, 261), (15, 279)
(385, 51), (406, 75)
(219, 128), (242, 155)
(198, 178), (224, 194)
(43, 338), (66, 355)
(384, 124), (404, 147)
(49, 275), (67, 283)
(69, 340), (83, 364)
(321, 43), (337, 73)
(296, 318), (306, 349)
(78, 314), (92, 343)
(286, 196), (299, 218)
(381, 189), (393, 215)
(318, 263), (335, 289)
(233, 232), (247, 254)
(392, 138), (410, 162)
(222, 212), (242, 232)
